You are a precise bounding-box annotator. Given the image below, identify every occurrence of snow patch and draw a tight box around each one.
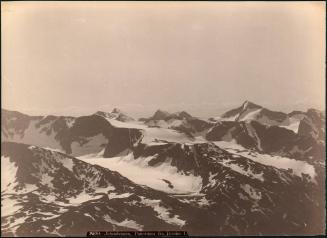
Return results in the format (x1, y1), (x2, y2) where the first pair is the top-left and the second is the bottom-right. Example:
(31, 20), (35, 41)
(1, 196), (23, 217)
(42, 147), (65, 153)
(103, 215), (143, 230)
(1, 156), (18, 193)
(68, 192), (103, 205)
(207, 172), (219, 188)
(36, 211), (62, 221)
(103, 117), (198, 144)
(213, 141), (316, 182)
(108, 192), (133, 199)
(65, 118), (75, 128)
(217, 159), (264, 182)
(40, 173), (54, 189)
(244, 123), (262, 151)
(139, 196), (185, 227)
(61, 158), (74, 171)
(84, 213), (96, 221)
(222, 114), (239, 121)
(5, 215), (27, 234)
(197, 197), (211, 207)
(78, 154), (202, 194)
(239, 108), (262, 121)
(241, 184), (262, 200)
(279, 120), (300, 133)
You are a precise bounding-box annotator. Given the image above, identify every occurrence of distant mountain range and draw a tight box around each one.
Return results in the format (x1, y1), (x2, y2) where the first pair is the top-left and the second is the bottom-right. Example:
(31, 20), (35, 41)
(1, 101), (325, 236)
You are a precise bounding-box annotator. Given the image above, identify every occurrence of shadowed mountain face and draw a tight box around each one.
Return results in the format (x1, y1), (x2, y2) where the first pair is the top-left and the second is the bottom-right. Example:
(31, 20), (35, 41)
(139, 110), (213, 136)
(220, 100), (289, 123)
(298, 109), (325, 141)
(1, 109), (143, 158)
(206, 102), (325, 164)
(216, 101), (321, 132)
(221, 101), (263, 119)
(1, 102), (325, 236)
(206, 120), (325, 163)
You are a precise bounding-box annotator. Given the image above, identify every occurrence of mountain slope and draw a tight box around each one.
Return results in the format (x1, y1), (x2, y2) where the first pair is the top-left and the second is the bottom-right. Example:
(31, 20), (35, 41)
(206, 120), (325, 163)
(1, 109), (142, 158)
(207, 102), (325, 163)
(1, 142), (206, 236)
(2, 142), (324, 236)
(80, 140), (325, 235)
(216, 101), (317, 134)
(140, 110), (213, 136)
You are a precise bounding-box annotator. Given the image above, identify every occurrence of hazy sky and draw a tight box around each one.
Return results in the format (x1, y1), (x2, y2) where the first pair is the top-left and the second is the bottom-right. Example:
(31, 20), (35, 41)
(2, 2), (325, 118)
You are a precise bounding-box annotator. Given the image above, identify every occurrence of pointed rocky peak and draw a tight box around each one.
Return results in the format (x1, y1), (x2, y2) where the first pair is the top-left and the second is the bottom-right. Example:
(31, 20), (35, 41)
(174, 111), (193, 119)
(95, 108), (122, 116)
(221, 101), (262, 120)
(152, 109), (171, 120)
(241, 100), (262, 110)
(242, 100), (250, 109)
(111, 108), (122, 114)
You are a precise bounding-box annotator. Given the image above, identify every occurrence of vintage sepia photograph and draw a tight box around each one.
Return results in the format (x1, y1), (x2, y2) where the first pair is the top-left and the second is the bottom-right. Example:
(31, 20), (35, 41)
(1, 1), (325, 236)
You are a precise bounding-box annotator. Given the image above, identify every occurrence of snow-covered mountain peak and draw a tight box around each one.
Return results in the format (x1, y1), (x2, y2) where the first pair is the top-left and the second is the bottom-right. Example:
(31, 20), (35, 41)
(210, 102), (326, 137)
(94, 110), (134, 122)
(219, 101), (263, 122)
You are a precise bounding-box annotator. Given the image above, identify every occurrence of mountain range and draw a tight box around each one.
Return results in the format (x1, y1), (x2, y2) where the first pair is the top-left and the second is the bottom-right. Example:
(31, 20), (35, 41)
(1, 101), (325, 236)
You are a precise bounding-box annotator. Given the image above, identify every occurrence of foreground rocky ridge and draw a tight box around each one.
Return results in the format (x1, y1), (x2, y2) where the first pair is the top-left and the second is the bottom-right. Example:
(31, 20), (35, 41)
(1, 142), (198, 236)
(1, 142), (324, 236)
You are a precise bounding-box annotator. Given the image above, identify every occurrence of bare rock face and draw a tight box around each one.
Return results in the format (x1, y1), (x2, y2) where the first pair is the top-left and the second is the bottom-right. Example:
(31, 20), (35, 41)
(298, 109), (325, 141)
